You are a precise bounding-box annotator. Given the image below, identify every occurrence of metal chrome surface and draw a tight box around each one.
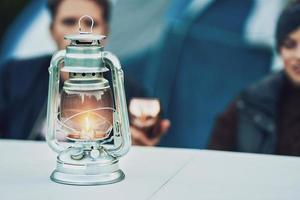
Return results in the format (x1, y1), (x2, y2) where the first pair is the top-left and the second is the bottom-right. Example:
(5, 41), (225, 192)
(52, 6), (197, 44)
(63, 76), (110, 91)
(63, 46), (108, 73)
(64, 34), (106, 41)
(46, 25), (131, 185)
(51, 147), (124, 185)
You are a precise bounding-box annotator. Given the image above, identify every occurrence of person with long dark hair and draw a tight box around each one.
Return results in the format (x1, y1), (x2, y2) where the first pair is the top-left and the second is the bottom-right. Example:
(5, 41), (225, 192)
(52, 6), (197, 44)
(209, 2), (300, 156)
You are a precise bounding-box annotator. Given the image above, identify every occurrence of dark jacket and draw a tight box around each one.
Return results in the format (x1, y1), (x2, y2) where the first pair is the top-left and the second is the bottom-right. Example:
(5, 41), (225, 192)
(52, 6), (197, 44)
(0, 55), (144, 140)
(209, 71), (285, 154)
(236, 71), (285, 153)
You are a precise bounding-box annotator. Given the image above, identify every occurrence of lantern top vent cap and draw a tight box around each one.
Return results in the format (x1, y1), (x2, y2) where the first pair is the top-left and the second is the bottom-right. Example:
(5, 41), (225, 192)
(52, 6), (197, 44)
(64, 33), (106, 41)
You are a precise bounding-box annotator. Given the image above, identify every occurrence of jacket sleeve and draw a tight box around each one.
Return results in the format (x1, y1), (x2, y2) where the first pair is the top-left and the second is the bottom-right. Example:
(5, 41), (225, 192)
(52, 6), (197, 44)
(0, 61), (11, 138)
(208, 100), (238, 151)
(124, 74), (146, 103)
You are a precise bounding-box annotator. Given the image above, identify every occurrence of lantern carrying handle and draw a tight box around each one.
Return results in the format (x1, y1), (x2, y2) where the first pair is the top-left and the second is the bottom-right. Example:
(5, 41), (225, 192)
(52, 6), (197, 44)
(102, 51), (131, 158)
(78, 15), (94, 34)
(46, 50), (68, 153)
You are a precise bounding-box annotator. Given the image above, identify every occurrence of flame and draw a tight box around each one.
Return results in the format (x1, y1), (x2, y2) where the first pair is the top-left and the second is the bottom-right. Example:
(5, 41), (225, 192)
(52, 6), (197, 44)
(79, 115), (94, 140)
(85, 116), (91, 131)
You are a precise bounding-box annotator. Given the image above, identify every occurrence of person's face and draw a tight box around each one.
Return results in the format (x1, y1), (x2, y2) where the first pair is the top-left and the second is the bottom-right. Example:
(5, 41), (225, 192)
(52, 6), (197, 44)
(50, 0), (108, 50)
(280, 28), (300, 85)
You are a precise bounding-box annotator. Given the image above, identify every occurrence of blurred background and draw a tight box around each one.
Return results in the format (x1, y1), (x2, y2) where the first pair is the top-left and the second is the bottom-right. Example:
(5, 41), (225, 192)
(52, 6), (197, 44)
(0, 0), (290, 149)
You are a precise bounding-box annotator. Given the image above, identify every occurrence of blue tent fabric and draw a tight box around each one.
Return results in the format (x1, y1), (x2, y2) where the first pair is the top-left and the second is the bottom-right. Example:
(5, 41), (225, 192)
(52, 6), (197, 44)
(0, 0), (46, 64)
(124, 0), (272, 149)
(159, 38), (272, 149)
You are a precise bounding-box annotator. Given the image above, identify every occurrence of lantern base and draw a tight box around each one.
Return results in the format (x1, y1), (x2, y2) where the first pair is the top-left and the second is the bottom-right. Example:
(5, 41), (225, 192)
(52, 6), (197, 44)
(50, 147), (125, 185)
(50, 168), (125, 186)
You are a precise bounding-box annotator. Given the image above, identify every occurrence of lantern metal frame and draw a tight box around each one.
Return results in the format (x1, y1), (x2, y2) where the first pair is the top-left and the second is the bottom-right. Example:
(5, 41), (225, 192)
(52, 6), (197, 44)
(46, 16), (131, 185)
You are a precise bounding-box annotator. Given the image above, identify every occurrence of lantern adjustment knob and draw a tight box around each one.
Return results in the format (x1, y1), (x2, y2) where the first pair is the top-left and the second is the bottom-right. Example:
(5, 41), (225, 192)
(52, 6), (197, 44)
(90, 148), (100, 159)
(70, 148), (84, 160)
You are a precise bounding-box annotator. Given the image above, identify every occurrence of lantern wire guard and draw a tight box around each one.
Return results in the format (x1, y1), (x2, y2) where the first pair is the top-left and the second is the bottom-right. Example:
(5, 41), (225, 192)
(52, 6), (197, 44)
(56, 107), (114, 142)
(46, 15), (131, 185)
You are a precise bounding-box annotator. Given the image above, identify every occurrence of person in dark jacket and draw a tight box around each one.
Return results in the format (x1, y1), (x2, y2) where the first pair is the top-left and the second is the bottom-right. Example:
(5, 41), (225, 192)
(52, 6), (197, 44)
(0, 0), (170, 143)
(209, 2), (300, 156)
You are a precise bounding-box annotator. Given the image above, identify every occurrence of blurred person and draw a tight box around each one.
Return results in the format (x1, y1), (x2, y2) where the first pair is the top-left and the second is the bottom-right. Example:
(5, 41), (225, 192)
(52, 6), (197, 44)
(209, 2), (300, 156)
(0, 0), (28, 44)
(0, 0), (170, 145)
(127, 0), (285, 149)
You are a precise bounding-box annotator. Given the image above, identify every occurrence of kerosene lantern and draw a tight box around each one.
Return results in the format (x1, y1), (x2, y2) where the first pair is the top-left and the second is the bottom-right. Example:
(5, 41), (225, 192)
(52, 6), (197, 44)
(46, 15), (131, 185)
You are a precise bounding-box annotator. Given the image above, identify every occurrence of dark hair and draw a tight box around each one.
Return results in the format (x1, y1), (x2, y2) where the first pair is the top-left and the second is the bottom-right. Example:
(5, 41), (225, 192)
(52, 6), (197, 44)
(275, 2), (300, 51)
(47, 0), (111, 23)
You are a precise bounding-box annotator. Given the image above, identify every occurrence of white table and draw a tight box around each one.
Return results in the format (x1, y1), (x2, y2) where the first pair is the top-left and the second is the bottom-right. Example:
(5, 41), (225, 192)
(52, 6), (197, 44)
(1, 140), (300, 200)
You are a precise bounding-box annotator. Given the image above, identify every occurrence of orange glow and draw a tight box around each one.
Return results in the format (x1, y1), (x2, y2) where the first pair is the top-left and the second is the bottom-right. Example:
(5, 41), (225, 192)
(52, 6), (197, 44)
(85, 116), (91, 132)
(66, 112), (112, 141)
(80, 115), (94, 140)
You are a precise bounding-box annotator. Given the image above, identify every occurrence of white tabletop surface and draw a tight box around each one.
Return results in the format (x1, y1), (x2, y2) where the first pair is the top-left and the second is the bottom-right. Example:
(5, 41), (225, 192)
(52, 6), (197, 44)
(0, 140), (300, 200)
